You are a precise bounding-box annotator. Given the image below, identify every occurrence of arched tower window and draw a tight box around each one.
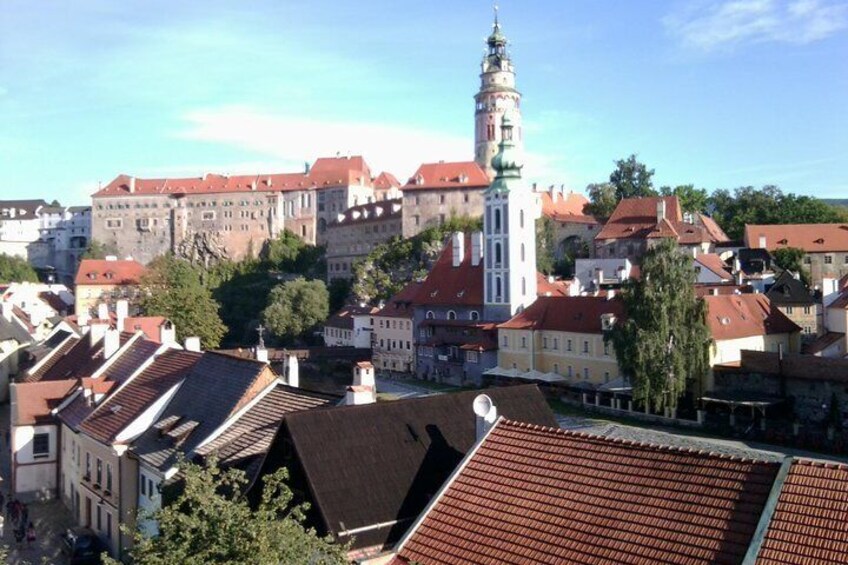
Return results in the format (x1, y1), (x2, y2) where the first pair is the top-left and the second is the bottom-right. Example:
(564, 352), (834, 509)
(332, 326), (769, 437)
(495, 243), (502, 266)
(495, 277), (503, 301)
(426, 311), (435, 320)
(519, 209), (524, 228)
(520, 243), (525, 262)
(494, 208), (501, 233)
(447, 310), (457, 321)
(470, 311), (480, 321)
(521, 277), (526, 296)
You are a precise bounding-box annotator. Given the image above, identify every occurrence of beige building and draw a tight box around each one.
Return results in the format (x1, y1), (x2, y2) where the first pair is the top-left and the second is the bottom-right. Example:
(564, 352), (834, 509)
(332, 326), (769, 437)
(538, 189), (600, 261)
(765, 271), (821, 339)
(91, 156), (396, 264)
(372, 281), (420, 374)
(74, 258), (145, 317)
(325, 199), (402, 281)
(401, 161), (490, 238)
(745, 223), (848, 288)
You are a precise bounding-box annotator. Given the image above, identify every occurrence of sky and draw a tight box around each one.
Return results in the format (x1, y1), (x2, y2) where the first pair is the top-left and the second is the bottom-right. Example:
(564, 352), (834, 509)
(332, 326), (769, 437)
(1, 0), (846, 205)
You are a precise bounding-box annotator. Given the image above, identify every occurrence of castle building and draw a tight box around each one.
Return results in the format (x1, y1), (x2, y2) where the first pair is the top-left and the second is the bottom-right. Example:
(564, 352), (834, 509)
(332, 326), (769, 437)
(474, 9), (522, 178)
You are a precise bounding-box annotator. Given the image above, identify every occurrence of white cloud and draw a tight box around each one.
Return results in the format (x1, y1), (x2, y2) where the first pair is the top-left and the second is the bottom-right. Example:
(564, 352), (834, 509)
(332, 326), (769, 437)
(664, 0), (848, 51)
(175, 105), (569, 185)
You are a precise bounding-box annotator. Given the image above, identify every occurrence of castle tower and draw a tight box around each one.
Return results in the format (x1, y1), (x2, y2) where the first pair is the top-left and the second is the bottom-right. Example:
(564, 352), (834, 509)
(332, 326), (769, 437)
(474, 7), (522, 179)
(483, 112), (536, 321)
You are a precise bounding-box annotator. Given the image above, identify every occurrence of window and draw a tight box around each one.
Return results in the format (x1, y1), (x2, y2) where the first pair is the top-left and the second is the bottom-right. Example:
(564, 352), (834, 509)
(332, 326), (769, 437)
(804, 256), (811, 265)
(494, 208), (501, 232)
(105, 218), (122, 229)
(201, 211), (215, 221)
(567, 339), (573, 352)
(520, 209), (524, 228)
(106, 464), (112, 492)
(502, 335), (508, 347)
(466, 351), (479, 363)
(583, 341), (589, 354)
(32, 433), (49, 458)
(521, 336), (527, 348)
(439, 195), (446, 205)
(447, 310), (457, 320)
(583, 367), (589, 380)
(543, 337), (548, 349)
(825, 255), (833, 265)
(85, 453), (91, 478)
(520, 243), (525, 262)
(786, 306), (794, 314)
(553, 338), (559, 350)
(107, 513), (112, 540)
(426, 311), (435, 320)
(470, 310), (480, 321)
(141, 475), (146, 496)
(495, 243), (502, 266)
(803, 306), (812, 315)
(97, 505), (102, 531)
(604, 341), (610, 356)
(96, 458), (103, 486)
(521, 277), (526, 296)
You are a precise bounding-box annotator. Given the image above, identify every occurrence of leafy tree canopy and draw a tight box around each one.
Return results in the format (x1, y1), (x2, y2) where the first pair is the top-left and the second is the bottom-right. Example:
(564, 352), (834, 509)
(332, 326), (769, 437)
(773, 247), (810, 284)
(262, 277), (329, 343)
(607, 239), (711, 410)
(535, 216), (556, 275)
(139, 255), (227, 349)
(660, 184), (708, 214)
(262, 230), (326, 278)
(609, 154), (657, 201)
(82, 239), (119, 260)
(0, 253), (38, 284)
(584, 182), (618, 219)
(107, 458), (346, 565)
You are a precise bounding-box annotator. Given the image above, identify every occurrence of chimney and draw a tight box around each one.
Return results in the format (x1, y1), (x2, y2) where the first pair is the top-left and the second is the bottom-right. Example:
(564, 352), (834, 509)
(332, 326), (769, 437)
(656, 199), (666, 222)
(346, 361), (376, 405)
(758, 234), (767, 249)
(451, 232), (465, 267)
(83, 386), (93, 407)
(89, 321), (109, 347)
(251, 180), (257, 191)
(103, 328), (121, 359)
(0, 301), (12, 322)
(97, 302), (109, 321)
(184, 336), (201, 352)
(116, 299), (128, 332)
(255, 346), (269, 364)
(160, 321), (176, 344)
(549, 187), (558, 203)
(78, 312), (91, 327)
(473, 394), (498, 441)
(353, 361), (375, 388)
(470, 232), (483, 267)
(286, 354), (299, 388)
(735, 269), (744, 286)
(129, 176), (136, 193)
(710, 288), (719, 296)
(595, 268), (604, 285)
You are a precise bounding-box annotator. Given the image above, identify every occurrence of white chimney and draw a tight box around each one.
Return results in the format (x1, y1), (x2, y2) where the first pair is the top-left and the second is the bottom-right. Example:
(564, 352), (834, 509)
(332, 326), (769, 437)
(116, 299), (129, 332)
(451, 232), (465, 267)
(89, 321), (109, 347)
(710, 288), (719, 296)
(129, 177), (136, 193)
(78, 312), (91, 327)
(103, 328), (121, 359)
(255, 346), (269, 364)
(1, 302), (12, 322)
(286, 354), (299, 388)
(470, 232), (483, 267)
(184, 336), (201, 352)
(657, 200), (666, 222)
(346, 361), (376, 405)
(160, 321), (176, 344)
(345, 386), (375, 406)
(473, 394), (498, 441)
(758, 235), (767, 249)
(97, 302), (109, 321)
(607, 289), (615, 300)
(353, 361), (375, 388)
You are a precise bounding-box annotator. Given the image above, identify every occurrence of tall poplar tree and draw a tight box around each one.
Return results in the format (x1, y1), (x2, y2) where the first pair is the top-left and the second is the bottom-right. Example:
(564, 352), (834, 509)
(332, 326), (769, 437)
(606, 239), (711, 410)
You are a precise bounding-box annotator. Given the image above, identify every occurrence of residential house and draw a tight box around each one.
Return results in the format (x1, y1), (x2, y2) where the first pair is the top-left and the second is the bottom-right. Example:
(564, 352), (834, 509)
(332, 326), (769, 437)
(693, 253), (733, 284)
(252, 384), (557, 560)
(323, 304), (379, 348)
(745, 223), (848, 287)
(400, 161), (489, 238)
(765, 271), (820, 339)
(325, 199), (402, 282)
(74, 258), (145, 317)
(807, 276), (848, 357)
(372, 282), (421, 375)
(594, 196), (729, 261)
(390, 417), (848, 565)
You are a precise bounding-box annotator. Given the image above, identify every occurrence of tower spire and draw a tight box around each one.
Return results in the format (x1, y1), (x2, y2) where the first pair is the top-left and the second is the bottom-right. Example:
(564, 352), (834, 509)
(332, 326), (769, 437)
(493, 4), (499, 29)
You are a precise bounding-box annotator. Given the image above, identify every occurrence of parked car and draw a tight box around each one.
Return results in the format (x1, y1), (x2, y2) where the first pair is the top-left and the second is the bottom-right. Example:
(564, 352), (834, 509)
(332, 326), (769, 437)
(60, 527), (104, 565)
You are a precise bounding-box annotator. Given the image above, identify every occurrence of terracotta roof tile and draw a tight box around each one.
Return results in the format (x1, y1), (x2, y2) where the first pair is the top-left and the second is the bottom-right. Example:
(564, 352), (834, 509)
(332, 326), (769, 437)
(11, 380), (77, 426)
(75, 259), (145, 286)
(414, 237), (484, 307)
(499, 295), (624, 333)
(539, 192), (596, 224)
(122, 316), (170, 342)
(325, 304), (380, 330)
(695, 253), (733, 280)
(396, 420), (780, 565)
(597, 196), (728, 245)
(402, 161), (490, 191)
(745, 223), (848, 253)
(705, 294), (800, 340)
(373, 171), (401, 189)
(375, 281), (422, 319)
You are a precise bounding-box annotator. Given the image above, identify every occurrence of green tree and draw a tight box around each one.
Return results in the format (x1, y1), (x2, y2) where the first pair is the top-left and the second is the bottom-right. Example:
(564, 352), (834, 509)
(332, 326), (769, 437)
(584, 182), (618, 219)
(0, 253), (38, 283)
(262, 230), (326, 278)
(263, 278), (329, 342)
(535, 216), (556, 275)
(82, 239), (119, 260)
(609, 154), (657, 201)
(773, 247), (809, 284)
(607, 238), (711, 411)
(107, 458), (346, 565)
(328, 277), (353, 313)
(660, 184), (708, 213)
(140, 256), (227, 348)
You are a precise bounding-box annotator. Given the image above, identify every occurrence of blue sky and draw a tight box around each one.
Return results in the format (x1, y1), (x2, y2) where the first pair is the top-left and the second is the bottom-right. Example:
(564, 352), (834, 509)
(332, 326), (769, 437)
(1, 0), (846, 204)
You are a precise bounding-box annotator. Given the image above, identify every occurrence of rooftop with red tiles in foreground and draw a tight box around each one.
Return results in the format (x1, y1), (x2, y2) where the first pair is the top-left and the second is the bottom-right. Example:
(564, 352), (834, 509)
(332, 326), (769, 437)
(394, 419), (780, 565)
(704, 293), (800, 341)
(539, 190), (596, 224)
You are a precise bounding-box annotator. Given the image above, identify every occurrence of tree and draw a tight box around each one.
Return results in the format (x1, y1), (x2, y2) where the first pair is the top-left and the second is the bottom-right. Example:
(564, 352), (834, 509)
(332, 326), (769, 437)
(584, 182), (618, 219)
(660, 184), (708, 213)
(328, 278), (353, 313)
(535, 216), (556, 275)
(107, 458), (346, 565)
(262, 230), (326, 278)
(607, 239), (711, 411)
(82, 239), (119, 260)
(0, 253), (38, 283)
(773, 247), (809, 283)
(263, 278), (329, 342)
(140, 256), (227, 349)
(609, 154), (657, 201)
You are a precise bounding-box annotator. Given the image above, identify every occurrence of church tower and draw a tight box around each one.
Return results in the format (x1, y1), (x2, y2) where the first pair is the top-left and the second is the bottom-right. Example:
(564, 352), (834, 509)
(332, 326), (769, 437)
(474, 8), (522, 179)
(483, 112), (537, 321)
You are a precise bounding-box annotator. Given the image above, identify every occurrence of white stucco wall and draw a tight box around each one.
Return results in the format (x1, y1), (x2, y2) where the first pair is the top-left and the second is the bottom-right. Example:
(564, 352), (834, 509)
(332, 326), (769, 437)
(12, 423), (58, 498)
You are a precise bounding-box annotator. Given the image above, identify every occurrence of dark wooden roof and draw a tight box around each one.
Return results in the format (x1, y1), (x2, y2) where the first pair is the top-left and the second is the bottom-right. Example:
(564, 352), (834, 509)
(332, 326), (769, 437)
(765, 271), (816, 306)
(262, 384), (557, 551)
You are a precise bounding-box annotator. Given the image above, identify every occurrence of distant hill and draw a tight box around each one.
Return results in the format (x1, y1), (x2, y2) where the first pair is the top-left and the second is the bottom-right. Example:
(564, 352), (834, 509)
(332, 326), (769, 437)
(823, 199), (848, 208)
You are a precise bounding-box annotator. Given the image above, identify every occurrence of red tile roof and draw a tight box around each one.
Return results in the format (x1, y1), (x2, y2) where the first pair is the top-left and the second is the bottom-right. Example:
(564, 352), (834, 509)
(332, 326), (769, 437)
(75, 259), (145, 286)
(325, 304), (380, 331)
(123, 316), (169, 342)
(395, 419), (780, 565)
(539, 191), (596, 224)
(92, 156), (374, 198)
(499, 295), (624, 333)
(695, 253), (733, 280)
(402, 161), (490, 191)
(745, 223), (848, 253)
(414, 238), (484, 307)
(375, 281), (422, 320)
(705, 294), (800, 340)
(597, 196), (729, 245)
(756, 459), (848, 564)
(11, 380), (77, 426)
(373, 171), (401, 189)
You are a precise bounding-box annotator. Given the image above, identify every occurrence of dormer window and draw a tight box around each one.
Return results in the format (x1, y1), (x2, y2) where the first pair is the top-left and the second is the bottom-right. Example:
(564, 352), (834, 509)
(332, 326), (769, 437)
(415, 174), (424, 185)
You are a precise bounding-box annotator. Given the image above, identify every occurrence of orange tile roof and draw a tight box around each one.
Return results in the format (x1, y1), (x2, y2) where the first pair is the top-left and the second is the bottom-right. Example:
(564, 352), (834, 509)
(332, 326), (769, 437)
(123, 316), (168, 342)
(402, 161), (490, 191)
(756, 459), (848, 564)
(395, 419), (780, 565)
(373, 171), (401, 189)
(745, 223), (848, 253)
(597, 196), (728, 245)
(414, 238), (484, 307)
(75, 259), (145, 286)
(705, 294), (800, 340)
(375, 281), (422, 319)
(92, 156), (374, 198)
(539, 191), (596, 224)
(695, 253), (733, 280)
(499, 295), (624, 333)
(11, 380), (77, 426)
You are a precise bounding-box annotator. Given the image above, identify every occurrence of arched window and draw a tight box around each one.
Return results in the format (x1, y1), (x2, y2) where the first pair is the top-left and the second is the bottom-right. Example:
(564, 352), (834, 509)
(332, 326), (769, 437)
(494, 208), (501, 233)
(495, 243), (502, 266)
(447, 310), (457, 320)
(522, 277), (526, 296)
(470, 311), (480, 321)
(520, 243), (525, 262)
(495, 276), (503, 301)
(425, 311), (435, 320)
(519, 209), (524, 228)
